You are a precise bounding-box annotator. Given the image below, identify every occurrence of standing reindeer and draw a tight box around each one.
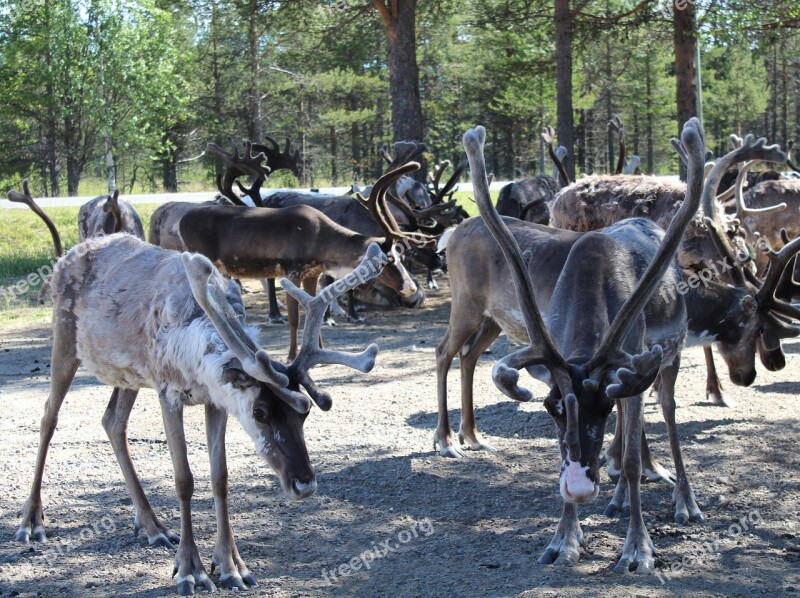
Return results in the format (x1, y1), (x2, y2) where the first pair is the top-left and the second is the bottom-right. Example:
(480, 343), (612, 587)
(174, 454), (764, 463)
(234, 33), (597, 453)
(459, 120), (706, 571)
(180, 163), (431, 360)
(14, 224), (387, 594)
(8, 180), (144, 303)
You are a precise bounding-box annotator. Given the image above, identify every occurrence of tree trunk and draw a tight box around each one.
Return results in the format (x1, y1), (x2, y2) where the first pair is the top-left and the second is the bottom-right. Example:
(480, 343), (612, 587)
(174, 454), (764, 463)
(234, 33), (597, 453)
(673, 0), (697, 180)
(64, 116), (81, 196)
(605, 37), (614, 173)
(373, 1), (424, 147)
(645, 50), (654, 174)
(246, 0), (261, 141)
(330, 126), (338, 185)
(554, 0), (575, 180)
(43, 0), (60, 196)
(163, 155), (178, 192)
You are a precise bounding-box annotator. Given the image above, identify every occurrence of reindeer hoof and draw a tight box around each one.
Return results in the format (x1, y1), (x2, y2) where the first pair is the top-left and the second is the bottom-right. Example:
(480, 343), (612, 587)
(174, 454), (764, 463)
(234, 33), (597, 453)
(434, 431), (467, 458)
(268, 315), (286, 324)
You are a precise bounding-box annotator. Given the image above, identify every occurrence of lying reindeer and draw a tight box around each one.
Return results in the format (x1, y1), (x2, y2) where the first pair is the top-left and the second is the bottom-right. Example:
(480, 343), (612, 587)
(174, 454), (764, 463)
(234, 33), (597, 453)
(460, 120), (706, 572)
(14, 225), (387, 594)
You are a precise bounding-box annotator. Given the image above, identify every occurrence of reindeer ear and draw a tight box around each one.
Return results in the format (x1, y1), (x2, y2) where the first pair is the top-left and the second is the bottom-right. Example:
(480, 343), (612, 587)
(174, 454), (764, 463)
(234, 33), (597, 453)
(222, 359), (252, 389)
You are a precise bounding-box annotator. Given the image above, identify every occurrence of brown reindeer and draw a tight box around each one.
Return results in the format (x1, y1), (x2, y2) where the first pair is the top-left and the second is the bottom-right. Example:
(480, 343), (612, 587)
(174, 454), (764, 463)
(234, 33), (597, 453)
(179, 163), (432, 360)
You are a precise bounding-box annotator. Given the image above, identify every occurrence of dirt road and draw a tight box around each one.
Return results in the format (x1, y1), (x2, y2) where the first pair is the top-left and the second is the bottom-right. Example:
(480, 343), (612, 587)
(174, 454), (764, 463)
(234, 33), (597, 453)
(1, 277), (799, 597)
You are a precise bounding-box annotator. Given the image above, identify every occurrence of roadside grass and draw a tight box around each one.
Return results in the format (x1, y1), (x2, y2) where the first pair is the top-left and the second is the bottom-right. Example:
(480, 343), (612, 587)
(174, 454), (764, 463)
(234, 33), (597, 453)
(0, 204), (160, 325)
(0, 189), (483, 326)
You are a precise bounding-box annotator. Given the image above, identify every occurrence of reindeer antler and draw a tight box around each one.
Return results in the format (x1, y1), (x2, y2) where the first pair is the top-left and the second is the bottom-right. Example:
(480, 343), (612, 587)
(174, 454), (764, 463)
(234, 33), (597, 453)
(609, 115), (626, 175)
(755, 233), (800, 322)
(733, 160), (787, 218)
(701, 134), (787, 285)
(428, 159), (467, 205)
(542, 126), (571, 186)
(357, 162), (438, 251)
(251, 136), (303, 178)
(281, 244), (385, 410)
(182, 252), (309, 413)
(8, 179), (63, 257)
(208, 138), (271, 206)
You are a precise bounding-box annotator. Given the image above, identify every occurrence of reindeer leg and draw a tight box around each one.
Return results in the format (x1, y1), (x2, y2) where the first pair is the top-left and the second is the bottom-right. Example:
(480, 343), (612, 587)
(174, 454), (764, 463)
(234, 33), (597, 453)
(457, 319), (501, 452)
(659, 355), (705, 524)
(16, 310), (80, 544)
(603, 403), (624, 483)
(613, 395), (655, 574)
(640, 428), (676, 485)
(102, 387), (179, 548)
(346, 290), (365, 324)
(286, 284), (301, 362)
(159, 393), (215, 596)
(538, 501), (584, 566)
(205, 405), (257, 590)
(434, 318), (499, 458)
(704, 346), (734, 407)
(427, 268), (438, 290)
(260, 279), (286, 324)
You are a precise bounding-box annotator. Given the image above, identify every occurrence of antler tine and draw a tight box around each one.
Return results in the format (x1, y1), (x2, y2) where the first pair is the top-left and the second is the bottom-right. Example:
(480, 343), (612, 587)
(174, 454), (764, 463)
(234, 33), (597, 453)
(786, 140), (800, 174)
(379, 145), (393, 165)
(587, 117), (705, 371)
(671, 137), (688, 165)
(102, 189), (123, 233)
(181, 253), (312, 414)
(755, 232), (800, 321)
(431, 160), (450, 192)
(464, 126), (572, 402)
(734, 160), (787, 217)
(8, 179), (63, 257)
(281, 243), (385, 410)
(702, 134), (786, 221)
(730, 133), (744, 149)
(433, 158), (467, 203)
(542, 127), (571, 186)
(623, 155), (641, 175)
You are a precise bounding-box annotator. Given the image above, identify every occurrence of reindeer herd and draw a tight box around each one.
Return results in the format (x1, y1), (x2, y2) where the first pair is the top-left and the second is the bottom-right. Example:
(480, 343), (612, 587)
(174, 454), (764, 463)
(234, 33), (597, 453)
(6, 117), (800, 593)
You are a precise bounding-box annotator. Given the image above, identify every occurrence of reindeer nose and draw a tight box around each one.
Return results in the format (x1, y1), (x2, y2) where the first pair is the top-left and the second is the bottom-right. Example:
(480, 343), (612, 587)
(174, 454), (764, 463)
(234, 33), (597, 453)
(291, 479), (317, 499)
(560, 460), (598, 504)
(731, 368), (756, 386)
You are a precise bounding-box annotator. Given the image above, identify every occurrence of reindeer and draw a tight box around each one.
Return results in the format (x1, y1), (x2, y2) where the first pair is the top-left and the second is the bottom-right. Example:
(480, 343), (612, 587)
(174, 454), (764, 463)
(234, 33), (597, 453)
(438, 127), (794, 538)
(457, 120), (706, 572)
(547, 133), (791, 406)
(14, 226), (386, 594)
(495, 143), (567, 225)
(8, 181), (144, 303)
(180, 163), (431, 360)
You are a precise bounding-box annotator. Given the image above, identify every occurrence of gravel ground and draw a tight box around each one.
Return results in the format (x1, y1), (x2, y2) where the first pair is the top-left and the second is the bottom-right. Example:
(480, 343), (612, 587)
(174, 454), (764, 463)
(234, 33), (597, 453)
(1, 275), (799, 597)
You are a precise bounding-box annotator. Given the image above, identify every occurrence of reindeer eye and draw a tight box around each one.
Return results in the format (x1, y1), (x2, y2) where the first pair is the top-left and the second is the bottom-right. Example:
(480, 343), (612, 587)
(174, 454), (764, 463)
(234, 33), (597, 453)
(253, 407), (269, 422)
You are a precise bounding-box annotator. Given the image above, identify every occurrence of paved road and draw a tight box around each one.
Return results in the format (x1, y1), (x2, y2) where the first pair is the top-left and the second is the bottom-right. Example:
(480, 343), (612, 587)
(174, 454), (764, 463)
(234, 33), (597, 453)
(0, 182), (510, 209)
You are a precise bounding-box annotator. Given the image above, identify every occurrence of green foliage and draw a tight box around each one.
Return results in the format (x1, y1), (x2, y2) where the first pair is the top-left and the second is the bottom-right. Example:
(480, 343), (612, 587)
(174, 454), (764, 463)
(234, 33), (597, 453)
(0, 0), (798, 191)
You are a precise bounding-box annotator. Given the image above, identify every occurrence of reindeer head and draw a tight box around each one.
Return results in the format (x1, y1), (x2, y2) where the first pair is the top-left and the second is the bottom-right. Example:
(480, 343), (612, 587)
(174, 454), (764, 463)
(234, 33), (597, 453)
(356, 162), (438, 308)
(698, 135), (798, 386)
(465, 119), (705, 504)
(182, 245), (385, 499)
